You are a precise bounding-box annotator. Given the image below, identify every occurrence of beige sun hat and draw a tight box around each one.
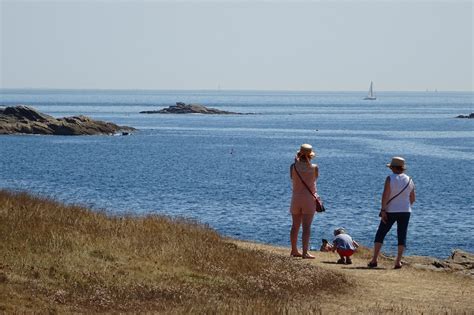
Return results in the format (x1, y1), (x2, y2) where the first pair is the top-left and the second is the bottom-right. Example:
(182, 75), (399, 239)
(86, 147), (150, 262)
(297, 143), (316, 158)
(387, 156), (407, 169)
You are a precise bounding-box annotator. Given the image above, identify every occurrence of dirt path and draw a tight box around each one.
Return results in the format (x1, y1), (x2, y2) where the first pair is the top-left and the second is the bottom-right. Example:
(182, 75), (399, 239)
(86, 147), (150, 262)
(233, 241), (474, 314)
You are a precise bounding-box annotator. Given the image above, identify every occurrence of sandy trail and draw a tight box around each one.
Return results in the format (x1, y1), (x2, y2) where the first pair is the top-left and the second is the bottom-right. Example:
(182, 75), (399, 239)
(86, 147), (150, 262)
(233, 240), (474, 314)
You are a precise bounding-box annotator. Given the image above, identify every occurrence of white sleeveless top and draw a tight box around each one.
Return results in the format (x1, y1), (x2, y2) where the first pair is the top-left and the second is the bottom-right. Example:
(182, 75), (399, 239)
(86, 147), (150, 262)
(386, 173), (414, 213)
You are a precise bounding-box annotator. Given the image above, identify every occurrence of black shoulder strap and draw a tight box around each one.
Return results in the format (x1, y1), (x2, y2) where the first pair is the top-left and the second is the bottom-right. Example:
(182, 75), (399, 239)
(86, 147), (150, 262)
(292, 163), (316, 200)
(385, 177), (412, 207)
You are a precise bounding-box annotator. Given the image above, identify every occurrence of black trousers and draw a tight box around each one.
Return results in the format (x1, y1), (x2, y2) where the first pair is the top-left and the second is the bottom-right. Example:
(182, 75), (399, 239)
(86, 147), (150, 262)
(374, 212), (411, 246)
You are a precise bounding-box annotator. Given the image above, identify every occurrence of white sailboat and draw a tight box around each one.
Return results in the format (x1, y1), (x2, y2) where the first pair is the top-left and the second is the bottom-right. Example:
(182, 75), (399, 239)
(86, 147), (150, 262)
(363, 81), (376, 100)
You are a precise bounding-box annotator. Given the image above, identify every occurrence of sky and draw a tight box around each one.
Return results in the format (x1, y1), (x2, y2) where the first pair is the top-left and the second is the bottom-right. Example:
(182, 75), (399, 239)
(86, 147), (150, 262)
(0, 0), (472, 91)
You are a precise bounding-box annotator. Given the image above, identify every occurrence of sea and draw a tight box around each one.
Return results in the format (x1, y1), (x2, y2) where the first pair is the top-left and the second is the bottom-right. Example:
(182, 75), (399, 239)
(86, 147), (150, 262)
(0, 89), (473, 259)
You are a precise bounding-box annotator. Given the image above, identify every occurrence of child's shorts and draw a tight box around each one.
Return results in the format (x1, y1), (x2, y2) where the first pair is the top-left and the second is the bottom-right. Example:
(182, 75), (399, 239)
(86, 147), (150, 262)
(336, 248), (355, 257)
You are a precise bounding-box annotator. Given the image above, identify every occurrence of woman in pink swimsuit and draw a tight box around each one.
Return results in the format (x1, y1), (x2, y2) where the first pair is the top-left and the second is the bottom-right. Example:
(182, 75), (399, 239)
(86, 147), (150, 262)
(289, 144), (319, 259)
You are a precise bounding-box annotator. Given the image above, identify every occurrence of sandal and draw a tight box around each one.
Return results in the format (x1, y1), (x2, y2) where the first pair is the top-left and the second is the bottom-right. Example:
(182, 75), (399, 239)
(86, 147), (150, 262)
(367, 261), (378, 268)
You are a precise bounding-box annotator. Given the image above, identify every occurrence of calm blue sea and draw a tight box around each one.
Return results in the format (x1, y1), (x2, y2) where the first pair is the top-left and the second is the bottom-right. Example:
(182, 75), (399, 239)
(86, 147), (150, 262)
(1, 89), (473, 258)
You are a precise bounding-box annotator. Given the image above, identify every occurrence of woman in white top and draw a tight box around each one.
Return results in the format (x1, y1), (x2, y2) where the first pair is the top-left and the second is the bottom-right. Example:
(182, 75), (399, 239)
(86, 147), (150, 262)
(368, 157), (416, 269)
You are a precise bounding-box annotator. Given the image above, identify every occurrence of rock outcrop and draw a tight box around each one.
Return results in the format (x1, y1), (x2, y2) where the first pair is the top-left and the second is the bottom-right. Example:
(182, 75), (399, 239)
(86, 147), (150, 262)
(405, 249), (474, 277)
(0, 105), (135, 136)
(140, 102), (243, 115)
(456, 113), (474, 119)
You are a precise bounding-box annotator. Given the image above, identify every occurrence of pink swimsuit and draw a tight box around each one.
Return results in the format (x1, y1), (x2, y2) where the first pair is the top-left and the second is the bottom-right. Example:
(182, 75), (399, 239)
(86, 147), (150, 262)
(290, 161), (318, 214)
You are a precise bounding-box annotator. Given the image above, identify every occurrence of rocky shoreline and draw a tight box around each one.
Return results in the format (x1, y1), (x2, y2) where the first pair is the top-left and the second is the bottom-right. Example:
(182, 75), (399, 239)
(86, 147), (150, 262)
(140, 102), (247, 115)
(390, 249), (473, 277)
(0, 105), (135, 136)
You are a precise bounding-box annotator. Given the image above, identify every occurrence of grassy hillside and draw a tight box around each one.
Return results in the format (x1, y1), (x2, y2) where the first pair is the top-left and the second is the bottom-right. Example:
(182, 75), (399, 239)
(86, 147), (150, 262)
(0, 190), (348, 313)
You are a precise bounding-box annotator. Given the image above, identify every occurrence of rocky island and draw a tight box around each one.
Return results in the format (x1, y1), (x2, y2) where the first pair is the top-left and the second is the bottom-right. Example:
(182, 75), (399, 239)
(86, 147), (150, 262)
(456, 113), (474, 119)
(140, 102), (245, 115)
(0, 105), (135, 135)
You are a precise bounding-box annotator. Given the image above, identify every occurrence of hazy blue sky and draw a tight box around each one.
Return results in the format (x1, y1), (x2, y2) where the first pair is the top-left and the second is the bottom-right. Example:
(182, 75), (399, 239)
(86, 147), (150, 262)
(1, 1), (472, 91)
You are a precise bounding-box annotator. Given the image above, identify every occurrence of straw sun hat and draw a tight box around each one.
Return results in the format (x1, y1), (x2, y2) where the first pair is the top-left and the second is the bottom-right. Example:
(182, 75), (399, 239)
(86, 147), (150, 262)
(297, 143), (316, 158)
(387, 156), (407, 169)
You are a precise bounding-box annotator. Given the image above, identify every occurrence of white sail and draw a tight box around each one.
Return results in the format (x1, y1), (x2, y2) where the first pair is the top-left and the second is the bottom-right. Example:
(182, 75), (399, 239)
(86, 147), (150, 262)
(364, 81), (376, 100)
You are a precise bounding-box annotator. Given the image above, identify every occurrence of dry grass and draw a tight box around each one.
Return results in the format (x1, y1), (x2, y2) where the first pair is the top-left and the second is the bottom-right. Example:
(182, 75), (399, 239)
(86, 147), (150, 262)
(236, 242), (474, 315)
(0, 190), (348, 313)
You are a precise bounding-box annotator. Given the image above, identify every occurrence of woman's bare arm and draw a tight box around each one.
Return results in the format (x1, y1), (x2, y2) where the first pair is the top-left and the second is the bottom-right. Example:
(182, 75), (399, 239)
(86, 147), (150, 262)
(381, 176), (391, 210)
(410, 185), (416, 204)
(379, 177), (391, 223)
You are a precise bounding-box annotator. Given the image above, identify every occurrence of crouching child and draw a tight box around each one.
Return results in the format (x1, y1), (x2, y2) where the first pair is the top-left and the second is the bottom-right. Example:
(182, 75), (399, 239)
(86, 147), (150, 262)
(332, 228), (359, 265)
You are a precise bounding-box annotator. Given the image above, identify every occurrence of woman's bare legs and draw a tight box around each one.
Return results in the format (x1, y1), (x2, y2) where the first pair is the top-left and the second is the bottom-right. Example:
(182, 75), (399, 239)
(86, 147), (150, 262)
(369, 242), (383, 265)
(302, 213), (315, 258)
(290, 214), (302, 256)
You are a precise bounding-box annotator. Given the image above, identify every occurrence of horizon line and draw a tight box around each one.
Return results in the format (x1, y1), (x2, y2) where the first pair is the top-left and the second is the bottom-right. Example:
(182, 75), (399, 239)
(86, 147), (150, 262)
(1, 87), (473, 93)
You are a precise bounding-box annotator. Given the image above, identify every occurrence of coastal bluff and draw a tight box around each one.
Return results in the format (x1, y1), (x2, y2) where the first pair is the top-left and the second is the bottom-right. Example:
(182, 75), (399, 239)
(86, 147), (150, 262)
(0, 105), (135, 135)
(140, 102), (245, 115)
(0, 190), (472, 313)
